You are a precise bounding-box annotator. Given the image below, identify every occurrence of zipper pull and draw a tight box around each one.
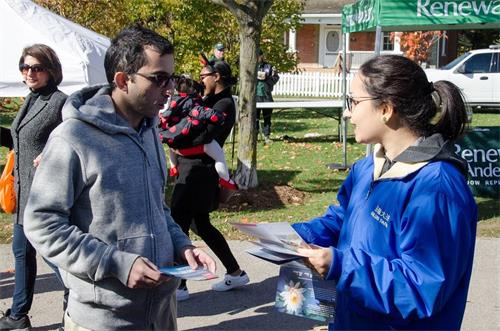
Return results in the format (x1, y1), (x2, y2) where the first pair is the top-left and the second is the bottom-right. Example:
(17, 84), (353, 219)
(366, 182), (374, 200)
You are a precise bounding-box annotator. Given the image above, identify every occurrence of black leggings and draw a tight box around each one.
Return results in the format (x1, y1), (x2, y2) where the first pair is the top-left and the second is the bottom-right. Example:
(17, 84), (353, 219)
(172, 210), (240, 275)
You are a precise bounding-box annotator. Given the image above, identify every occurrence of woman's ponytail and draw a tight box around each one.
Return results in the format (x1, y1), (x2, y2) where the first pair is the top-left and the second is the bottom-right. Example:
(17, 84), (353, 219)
(359, 55), (470, 142)
(212, 60), (238, 88)
(431, 80), (468, 140)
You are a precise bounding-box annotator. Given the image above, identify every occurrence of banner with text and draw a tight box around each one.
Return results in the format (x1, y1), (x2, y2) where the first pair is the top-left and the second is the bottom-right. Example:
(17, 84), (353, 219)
(342, 0), (500, 33)
(455, 126), (500, 198)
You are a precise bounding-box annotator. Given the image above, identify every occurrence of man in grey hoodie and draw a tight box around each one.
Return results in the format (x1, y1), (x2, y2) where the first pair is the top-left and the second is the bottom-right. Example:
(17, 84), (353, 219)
(23, 26), (215, 330)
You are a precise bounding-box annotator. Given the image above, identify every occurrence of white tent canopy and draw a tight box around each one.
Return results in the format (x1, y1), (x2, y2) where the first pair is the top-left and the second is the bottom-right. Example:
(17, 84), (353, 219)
(0, 0), (110, 97)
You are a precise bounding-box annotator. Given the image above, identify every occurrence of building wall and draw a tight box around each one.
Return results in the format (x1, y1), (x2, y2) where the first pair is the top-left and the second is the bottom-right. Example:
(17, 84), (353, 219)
(295, 26), (376, 70)
(296, 24), (319, 64)
(349, 32), (375, 51)
(294, 24), (459, 71)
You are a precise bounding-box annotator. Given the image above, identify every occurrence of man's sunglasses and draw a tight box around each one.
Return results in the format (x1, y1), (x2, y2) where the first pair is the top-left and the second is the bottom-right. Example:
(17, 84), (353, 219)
(19, 64), (46, 74)
(134, 72), (178, 88)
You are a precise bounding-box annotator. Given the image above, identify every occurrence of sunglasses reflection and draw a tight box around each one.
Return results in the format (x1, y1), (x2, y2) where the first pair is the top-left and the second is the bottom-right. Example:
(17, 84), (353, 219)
(19, 64), (46, 74)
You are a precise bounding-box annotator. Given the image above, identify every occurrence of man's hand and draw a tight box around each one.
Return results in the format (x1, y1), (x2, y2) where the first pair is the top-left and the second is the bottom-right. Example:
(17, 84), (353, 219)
(127, 257), (169, 289)
(181, 246), (216, 274)
(296, 245), (333, 278)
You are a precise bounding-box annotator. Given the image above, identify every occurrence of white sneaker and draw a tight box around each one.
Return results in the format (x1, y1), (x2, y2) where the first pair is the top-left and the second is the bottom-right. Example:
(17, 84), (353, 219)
(176, 286), (189, 301)
(212, 271), (249, 292)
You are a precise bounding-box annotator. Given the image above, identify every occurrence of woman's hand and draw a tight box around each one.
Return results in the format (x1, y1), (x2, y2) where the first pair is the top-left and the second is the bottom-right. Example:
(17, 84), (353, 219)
(297, 245), (333, 278)
(33, 153), (42, 167)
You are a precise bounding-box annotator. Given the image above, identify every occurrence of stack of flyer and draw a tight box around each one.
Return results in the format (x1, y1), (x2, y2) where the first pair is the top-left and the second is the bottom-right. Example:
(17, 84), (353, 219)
(232, 222), (336, 323)
(231, 222), (306, 264)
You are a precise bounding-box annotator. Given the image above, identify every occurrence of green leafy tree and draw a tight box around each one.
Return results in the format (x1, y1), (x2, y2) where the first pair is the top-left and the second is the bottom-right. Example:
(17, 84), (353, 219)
(33, 0), (304, 188)
(457, 30), (500, 54)
(259, 0), (303, 73)
(170, 0), (303, 77)
(34, 0), (302, 78)
(124, 0), (175, 36)
(167, 1), (240, 76)
(206, 0), (274, 189)
(201, 0), (303, 188)
(35, 0), (130, 37)
(0, 98), (24, 113)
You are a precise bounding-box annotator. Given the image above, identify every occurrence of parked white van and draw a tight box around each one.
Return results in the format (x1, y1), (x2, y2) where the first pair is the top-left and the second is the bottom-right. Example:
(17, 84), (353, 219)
(425, 45), (499, 109)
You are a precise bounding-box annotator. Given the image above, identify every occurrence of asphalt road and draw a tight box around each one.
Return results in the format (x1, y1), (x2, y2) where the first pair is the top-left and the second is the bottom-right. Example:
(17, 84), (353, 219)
(1, 239), (499, 330)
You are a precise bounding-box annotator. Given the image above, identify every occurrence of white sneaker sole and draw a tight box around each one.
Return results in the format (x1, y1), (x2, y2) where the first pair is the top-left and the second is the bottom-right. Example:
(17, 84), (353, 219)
(176, 291), (189, 301)
(211, 275), (249, 292)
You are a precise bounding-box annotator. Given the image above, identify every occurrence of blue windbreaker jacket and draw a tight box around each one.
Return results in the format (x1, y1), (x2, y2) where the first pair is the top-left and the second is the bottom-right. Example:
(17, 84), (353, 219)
(293, 144), (477, 330)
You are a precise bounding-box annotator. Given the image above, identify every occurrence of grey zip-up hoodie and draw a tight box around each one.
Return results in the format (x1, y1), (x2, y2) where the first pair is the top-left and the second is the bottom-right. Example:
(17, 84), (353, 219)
(24, 85), (192, 330)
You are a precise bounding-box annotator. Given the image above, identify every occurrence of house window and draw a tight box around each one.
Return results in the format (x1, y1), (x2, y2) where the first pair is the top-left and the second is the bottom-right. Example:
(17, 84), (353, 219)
(383, 32), (394, 51)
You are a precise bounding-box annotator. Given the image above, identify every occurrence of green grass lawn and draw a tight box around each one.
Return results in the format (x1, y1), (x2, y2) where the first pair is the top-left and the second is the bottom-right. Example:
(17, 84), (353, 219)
(207, 109), (500, 238)
(0, 109), (499, 244)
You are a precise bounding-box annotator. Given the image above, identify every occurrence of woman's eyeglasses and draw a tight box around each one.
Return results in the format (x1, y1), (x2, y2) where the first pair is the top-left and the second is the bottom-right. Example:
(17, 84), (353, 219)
(19, 64), (46, 74)
(134, 72), (178, 88)
(199, 72), (215, 80)
(346, 95), (379, 112)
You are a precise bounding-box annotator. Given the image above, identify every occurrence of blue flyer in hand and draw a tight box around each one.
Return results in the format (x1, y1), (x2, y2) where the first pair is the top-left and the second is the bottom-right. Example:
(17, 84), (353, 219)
(159, 265), (218, 281)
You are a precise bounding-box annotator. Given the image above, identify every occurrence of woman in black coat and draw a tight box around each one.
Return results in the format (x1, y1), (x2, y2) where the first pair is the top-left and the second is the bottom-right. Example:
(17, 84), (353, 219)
(171, 60), (248, 301)
(0, 44), (67, 330)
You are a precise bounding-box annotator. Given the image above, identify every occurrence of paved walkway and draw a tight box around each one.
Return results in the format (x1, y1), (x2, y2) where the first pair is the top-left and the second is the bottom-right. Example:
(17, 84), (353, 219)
(1, 239), (499, 330)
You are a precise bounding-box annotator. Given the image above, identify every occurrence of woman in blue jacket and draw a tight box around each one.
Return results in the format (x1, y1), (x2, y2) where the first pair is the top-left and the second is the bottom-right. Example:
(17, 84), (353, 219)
(294, 55), (477, 330)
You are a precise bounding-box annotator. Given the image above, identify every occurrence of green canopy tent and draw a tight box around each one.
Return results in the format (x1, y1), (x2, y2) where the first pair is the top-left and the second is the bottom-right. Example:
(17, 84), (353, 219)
(342, 0), (500, 34)
(332, 0), (500, 166)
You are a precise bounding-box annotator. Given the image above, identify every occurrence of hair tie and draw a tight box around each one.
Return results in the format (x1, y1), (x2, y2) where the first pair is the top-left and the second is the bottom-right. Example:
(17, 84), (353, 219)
(428, 82), (442, 125)
(427, 81), (440, 107)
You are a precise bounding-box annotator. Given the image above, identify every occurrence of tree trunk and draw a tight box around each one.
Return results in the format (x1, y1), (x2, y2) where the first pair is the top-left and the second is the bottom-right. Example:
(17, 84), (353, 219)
(211, 0), (273, 189)
(234, 27), (259, 189)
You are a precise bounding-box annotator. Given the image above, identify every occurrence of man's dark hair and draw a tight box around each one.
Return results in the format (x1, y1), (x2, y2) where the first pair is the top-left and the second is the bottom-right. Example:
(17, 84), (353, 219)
(104, 25), (174, 86)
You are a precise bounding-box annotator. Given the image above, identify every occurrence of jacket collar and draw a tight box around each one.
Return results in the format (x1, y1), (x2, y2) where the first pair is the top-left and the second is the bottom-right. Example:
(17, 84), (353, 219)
(373, 144), (429, 180)
(30, 81), (58, 101)
(373, 133), (467, 180)
(15, 97), (50, 132)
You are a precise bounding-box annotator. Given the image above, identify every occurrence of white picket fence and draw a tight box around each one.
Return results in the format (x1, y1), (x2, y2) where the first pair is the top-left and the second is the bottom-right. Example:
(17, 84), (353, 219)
(273, 72), (354, 98)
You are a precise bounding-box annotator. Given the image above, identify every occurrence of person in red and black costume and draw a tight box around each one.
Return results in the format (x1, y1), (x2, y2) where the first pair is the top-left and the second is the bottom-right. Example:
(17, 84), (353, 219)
(170, 58), (249, 301)
(158, 74), (237, 190)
